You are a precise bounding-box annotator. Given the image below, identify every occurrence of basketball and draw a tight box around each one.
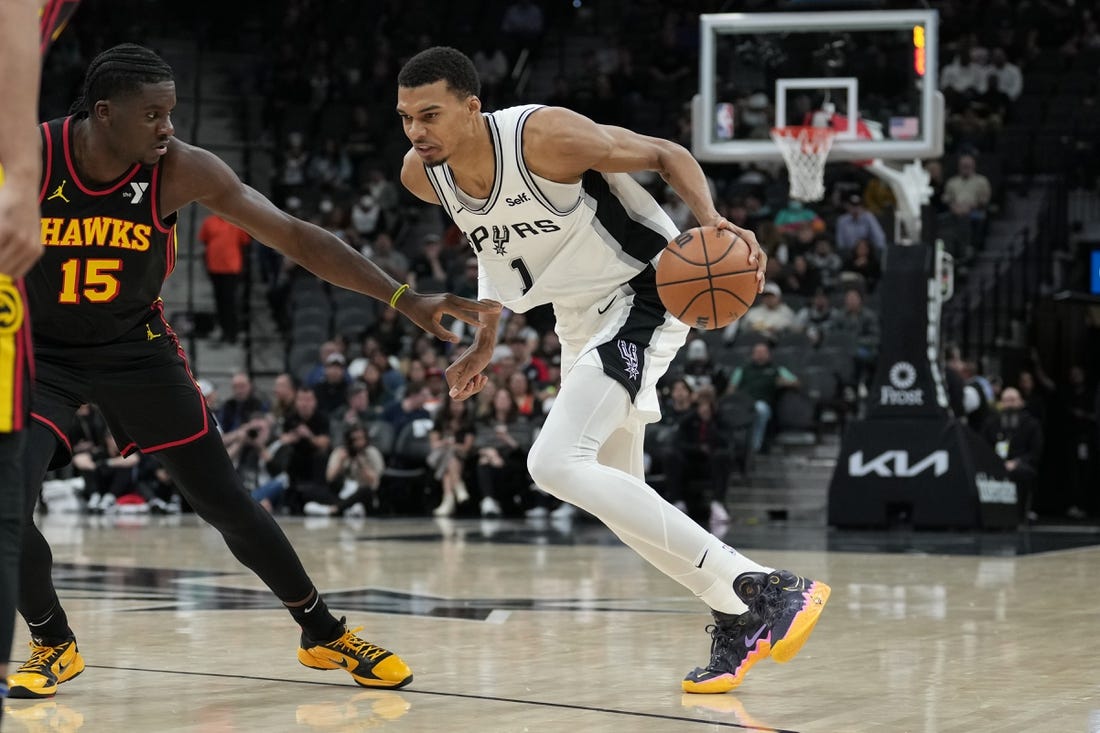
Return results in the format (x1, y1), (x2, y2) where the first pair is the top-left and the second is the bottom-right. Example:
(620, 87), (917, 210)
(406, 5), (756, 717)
(656, 226), (758, 330)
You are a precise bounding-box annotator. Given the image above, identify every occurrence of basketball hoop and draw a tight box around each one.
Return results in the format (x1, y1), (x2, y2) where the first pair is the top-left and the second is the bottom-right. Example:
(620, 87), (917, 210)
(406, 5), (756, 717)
(770, 126), (836, 202)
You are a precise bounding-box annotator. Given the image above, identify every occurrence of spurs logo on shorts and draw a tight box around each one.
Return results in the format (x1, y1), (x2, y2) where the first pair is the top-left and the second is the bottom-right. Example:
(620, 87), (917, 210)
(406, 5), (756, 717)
(617, 339), (640, 382)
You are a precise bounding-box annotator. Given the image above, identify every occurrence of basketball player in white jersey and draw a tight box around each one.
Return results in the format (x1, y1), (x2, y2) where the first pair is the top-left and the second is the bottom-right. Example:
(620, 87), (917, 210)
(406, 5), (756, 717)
(396, 47), (830, 694)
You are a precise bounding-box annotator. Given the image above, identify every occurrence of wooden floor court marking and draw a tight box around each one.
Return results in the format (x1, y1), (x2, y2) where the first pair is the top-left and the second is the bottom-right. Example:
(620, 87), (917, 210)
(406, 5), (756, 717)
(58, 663), (800, 732)
(12, 515), (1098, 731)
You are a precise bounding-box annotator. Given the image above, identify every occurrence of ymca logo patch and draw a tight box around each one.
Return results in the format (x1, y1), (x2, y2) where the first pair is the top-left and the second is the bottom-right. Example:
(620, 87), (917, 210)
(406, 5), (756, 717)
(125, 181), (149, 204)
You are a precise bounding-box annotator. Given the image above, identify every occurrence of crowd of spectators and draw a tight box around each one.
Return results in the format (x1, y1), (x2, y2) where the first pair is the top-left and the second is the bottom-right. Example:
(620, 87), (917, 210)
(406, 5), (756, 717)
(243, 0), (1100, 522)
(45, 326), (565, 520)
(245, 0), (1054, 382)
(41, 327), (1099, 525)
(32, 0), (1100, 524)
(940, 345), (1100, 522)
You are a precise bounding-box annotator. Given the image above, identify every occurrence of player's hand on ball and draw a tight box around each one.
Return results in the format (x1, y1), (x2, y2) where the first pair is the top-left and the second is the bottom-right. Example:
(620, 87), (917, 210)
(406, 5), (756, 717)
(707, 216), (767, 294)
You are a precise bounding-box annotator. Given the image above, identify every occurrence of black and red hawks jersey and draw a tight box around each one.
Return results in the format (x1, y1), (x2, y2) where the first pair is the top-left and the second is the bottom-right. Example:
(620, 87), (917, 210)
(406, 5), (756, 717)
(29, 116), (177, 345)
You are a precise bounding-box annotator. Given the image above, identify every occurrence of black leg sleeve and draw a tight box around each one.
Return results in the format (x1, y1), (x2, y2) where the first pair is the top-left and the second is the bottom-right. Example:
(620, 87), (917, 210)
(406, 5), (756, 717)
(153, 429), (315, 603)
(18, 422), (65, 629)
(0, 431), (26, 659)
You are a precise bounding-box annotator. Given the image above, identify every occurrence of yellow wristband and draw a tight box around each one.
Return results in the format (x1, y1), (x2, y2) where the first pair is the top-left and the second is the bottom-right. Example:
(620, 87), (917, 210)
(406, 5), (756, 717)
(389, 283), (410, 309)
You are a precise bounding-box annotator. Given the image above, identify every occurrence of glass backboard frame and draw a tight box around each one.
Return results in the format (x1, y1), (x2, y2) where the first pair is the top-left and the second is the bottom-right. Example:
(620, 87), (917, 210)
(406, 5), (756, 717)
(693, 9), (940, 163)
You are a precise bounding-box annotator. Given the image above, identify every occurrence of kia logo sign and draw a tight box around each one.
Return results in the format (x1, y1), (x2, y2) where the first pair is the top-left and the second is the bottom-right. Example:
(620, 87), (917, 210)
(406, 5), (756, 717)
(848, 450), (949, 478)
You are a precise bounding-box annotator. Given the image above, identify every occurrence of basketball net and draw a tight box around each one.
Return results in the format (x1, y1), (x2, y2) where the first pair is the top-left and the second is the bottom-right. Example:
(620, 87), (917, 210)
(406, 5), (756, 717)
(770, 126), (835, 202)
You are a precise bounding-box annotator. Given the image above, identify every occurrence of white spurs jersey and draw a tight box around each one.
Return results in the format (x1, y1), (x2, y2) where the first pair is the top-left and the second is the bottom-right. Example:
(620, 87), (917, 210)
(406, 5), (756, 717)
(423, 105), (679, 313)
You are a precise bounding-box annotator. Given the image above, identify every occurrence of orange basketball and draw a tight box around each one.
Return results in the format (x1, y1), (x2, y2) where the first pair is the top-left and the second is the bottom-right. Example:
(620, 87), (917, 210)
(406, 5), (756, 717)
(656, 226), (758, 330)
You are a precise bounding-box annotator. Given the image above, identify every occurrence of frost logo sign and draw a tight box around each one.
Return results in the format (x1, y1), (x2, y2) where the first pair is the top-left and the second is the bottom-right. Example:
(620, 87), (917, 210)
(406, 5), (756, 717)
(880, 361), (924, 406)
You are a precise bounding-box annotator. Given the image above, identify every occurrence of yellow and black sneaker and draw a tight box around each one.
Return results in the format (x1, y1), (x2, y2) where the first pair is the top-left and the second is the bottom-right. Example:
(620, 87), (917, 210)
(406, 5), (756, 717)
(8, 636), (85, 699)
(297, 618), (412, 689)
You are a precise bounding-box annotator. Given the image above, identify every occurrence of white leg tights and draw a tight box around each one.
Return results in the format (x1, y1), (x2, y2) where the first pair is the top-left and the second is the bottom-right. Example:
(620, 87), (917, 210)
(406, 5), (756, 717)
(527, 366), (771, 614)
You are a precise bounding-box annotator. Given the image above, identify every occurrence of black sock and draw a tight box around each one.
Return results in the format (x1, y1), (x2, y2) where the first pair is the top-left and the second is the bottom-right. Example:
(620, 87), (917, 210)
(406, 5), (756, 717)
(286, 589), (343, 643)
(26, 598), (72, 644)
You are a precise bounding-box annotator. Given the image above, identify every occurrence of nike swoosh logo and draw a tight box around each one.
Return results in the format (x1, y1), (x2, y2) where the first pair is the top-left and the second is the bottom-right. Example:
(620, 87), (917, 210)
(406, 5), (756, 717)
(597, 296), (617, 314)
(58, 659), (71, 675)
(304, 595), (320, 614)
(333, 657), (351, 669)
(695, 549), (708, 569)
(744, 625), (768, 648)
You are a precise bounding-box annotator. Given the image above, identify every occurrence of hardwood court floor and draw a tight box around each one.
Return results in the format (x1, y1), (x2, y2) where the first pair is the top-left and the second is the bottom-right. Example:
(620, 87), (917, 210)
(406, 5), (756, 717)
(6, 513), (1099, 732)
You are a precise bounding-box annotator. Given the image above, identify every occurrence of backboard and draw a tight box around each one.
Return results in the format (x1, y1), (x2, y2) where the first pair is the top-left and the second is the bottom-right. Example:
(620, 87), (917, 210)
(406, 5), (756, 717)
(693, 9), (941, 163)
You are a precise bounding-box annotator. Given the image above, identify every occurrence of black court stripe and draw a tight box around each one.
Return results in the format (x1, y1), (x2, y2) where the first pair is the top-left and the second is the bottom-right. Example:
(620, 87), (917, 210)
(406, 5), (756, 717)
(73, 664), (799, 732)
(583, 170), (668, 265)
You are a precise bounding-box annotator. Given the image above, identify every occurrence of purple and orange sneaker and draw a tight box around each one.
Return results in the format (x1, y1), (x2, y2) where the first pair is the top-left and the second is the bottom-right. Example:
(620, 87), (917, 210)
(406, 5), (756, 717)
(733, 570), (830, 663)
(682, 611), (772, 693)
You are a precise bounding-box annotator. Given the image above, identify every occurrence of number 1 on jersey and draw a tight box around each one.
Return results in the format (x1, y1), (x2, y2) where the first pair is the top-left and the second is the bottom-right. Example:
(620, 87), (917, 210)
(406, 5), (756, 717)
(59, 258), (123, 304)
(510, 257), (533, 295)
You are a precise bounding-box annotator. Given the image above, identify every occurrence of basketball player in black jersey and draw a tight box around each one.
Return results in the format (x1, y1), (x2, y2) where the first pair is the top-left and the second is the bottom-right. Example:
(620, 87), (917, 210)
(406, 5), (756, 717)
(8, 43), (500, 699)
(0, 0), (82, 713)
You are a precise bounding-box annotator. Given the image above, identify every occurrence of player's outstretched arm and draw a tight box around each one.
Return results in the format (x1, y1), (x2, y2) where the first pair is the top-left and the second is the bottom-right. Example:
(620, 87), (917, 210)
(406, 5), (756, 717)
(0, 0), (46, 278)
(163, 142), (500, 343)
(525, 107), (766, 293)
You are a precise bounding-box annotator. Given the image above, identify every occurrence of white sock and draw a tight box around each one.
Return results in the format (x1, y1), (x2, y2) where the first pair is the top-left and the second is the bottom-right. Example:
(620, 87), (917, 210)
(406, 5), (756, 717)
(689, 539), (772, 613)
(611, 525), (771, 614)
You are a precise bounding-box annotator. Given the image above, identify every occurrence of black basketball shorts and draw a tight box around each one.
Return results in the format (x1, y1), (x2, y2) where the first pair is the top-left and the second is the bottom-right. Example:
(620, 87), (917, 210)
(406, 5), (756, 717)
(31, 334), (212, 468)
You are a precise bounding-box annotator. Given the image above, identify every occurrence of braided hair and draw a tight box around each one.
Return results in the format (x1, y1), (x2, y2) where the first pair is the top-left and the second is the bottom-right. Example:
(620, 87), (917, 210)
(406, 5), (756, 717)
(70, 43), (174, 117)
